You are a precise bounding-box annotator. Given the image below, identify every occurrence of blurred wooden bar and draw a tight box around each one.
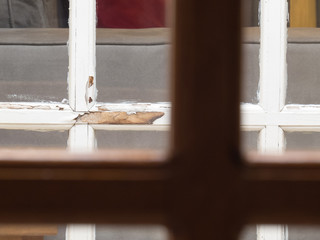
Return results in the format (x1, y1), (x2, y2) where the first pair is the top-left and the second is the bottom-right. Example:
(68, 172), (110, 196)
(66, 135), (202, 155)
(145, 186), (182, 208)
(0, 237), (42, 240)
(0, 237), (23, 240)
(290, 0), (317, 27)
(0, 225), (57, 240)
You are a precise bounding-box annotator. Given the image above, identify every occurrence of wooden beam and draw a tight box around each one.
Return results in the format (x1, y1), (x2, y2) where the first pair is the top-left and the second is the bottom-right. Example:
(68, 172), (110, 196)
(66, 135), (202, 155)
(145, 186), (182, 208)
(0, 180), (168, 224)
(0, 225), (57, 236)
(0, 237), (22, 240)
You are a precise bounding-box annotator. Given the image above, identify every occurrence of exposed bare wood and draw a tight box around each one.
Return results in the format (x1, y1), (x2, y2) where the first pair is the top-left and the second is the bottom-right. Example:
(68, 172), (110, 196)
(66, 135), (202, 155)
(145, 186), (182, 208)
(97, 106), (109, 111)
(77, 112), (164, 124)
(88, 76), (94, 87)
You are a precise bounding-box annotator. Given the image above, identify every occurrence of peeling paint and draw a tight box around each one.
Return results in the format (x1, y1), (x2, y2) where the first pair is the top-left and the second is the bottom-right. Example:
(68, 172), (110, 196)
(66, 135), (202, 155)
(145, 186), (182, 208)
(0, 104), (68, 111)
(284, 104), (320, 112)
(94, 102), (171, 112)
(88, 76), (94, 87)
(77, 111), (164, 124)
(97, 106), (109, 111)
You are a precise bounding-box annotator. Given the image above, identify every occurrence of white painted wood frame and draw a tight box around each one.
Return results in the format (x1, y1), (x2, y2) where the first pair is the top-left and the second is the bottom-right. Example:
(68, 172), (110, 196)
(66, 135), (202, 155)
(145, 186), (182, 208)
(68, 0), (96, 111)
(66, 225), (95, 240)
(67, 124), (95, 240)
(241, 0), (288, 239)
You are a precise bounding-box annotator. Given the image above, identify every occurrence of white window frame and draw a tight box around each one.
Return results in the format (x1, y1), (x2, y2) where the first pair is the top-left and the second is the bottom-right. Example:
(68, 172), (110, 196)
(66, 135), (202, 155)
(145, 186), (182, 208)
(241, 0), (320, 239)
(0, 0), (170, 239)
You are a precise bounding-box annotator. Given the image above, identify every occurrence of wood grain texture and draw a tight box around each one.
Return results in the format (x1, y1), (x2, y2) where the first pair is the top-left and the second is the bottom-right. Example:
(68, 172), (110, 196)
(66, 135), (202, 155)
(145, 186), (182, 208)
(78, 112), (164, 124)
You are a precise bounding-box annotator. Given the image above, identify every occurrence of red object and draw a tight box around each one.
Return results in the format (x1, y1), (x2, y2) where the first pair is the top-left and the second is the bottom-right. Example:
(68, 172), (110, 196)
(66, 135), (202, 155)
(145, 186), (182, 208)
(97, 0), (167, 28)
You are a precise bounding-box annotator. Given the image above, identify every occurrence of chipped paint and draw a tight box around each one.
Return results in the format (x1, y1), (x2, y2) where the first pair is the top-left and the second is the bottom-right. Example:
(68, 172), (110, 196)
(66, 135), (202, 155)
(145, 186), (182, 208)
(0, 103), (70, 111)
(283, 104), (320, 112)
(94, 102), (170, 112)
(88, 76), (94, 87)
(93, 102), (171, 125)
(0, 102), (170, 125)
(77, 111), (164, 124)
(97, 106), (109, 111)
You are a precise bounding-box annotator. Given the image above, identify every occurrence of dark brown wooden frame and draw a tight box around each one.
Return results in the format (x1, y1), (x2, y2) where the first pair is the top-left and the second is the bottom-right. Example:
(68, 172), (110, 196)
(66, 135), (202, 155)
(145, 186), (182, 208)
(0, 1), (319, 239)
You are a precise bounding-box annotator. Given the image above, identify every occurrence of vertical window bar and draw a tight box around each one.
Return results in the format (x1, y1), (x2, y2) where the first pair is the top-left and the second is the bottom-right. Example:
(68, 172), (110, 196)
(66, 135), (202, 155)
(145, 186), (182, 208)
(258, 0), (288, 239)
(257, 225), (288, 240)
(67, 125), (96, 240)
(67, 1), (97, 237)
(66, 224), (95, 240)
(259, 0), (288, 112)
(69, 0), (96, 111)
(68, 125), (96, 152)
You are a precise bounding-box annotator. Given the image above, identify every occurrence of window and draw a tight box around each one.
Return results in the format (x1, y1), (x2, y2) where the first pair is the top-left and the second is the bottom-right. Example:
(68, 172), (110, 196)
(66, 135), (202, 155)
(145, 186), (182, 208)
(242, 0), (320, 239)
(0, 1), (319, 240)
(1, 0), (171, 239)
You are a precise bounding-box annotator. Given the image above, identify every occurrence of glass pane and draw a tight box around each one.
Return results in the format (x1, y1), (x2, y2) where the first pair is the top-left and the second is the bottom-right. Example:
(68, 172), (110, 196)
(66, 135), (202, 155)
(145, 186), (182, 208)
(286, 0), (320, 104)
(238, 225), (256, 240)
(242, 0), (259, 27)
(239, 225), (320, 240)
(285, 131), (320, 150)
(96, 225), (169, 240)
(0, 0), (69, 102)
(288, 225), (320, 240)
(286, 29), (320, 104)
(241, 0), (260, 103)
(0, 129), (68, 148)
(96, 129), (169, 151)
(45, 225), (66, 240)
(241, 131), (259, 152)
(96, 0), (171, 103)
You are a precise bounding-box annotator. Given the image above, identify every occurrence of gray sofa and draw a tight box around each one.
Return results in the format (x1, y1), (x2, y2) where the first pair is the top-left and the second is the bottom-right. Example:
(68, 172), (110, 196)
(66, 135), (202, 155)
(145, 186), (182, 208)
(1, 25), (319, 105)
(242, 27), (320, 105)
(0, 28), (170, 103)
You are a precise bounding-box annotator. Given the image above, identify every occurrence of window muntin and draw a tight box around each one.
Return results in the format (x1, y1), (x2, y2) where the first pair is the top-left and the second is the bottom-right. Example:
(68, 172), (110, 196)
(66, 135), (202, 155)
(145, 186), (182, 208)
(0, 0), (170, 151)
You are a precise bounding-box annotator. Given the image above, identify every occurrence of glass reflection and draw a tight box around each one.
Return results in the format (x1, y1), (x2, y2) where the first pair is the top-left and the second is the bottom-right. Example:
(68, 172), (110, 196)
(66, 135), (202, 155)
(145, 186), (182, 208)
(96, 0), (171, 103)
(0, 0), (69, 102)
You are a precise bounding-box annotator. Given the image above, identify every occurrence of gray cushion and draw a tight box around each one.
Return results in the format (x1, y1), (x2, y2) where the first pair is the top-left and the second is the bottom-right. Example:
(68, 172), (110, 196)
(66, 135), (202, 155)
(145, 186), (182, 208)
(242, 27), (320, 104)
(0, 28), (170, 103)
